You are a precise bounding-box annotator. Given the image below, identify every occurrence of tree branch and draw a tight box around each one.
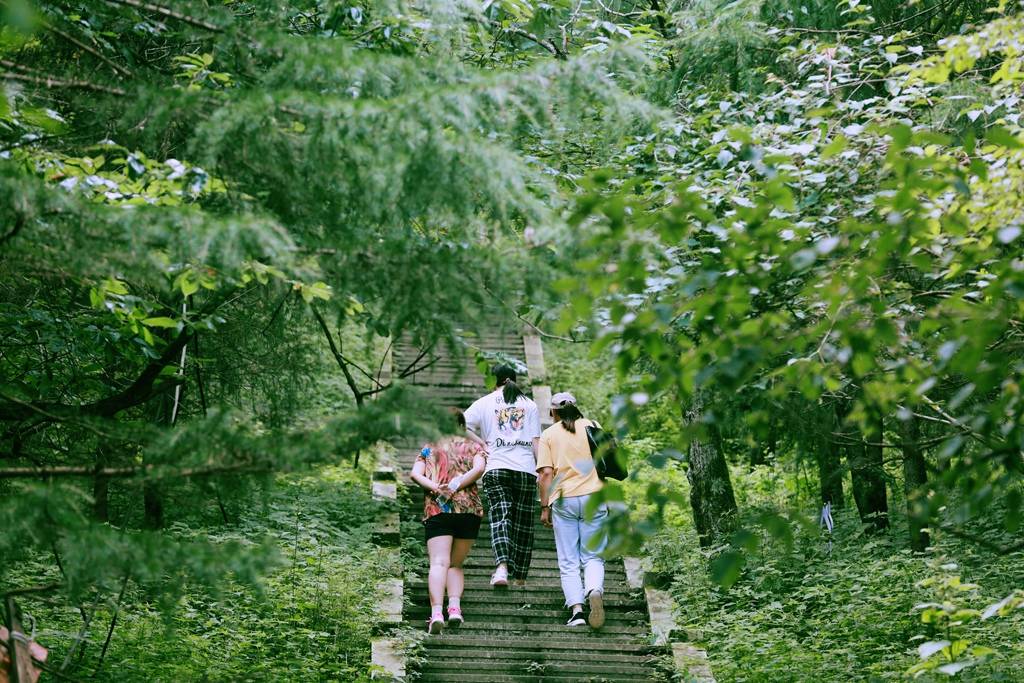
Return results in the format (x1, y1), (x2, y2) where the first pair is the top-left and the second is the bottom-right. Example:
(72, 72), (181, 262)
(311, 306), (365, 407)
(0, 461), (268, 480)
(502, 24), (565, 58)
(0, 328), (192, 423)
(938, 524), (1024, 555)
(475, 16), (566, 59)
(1, 70), (126, 96)
(1, 584), (62, 599)
(43, 20), (132, 78)
(483, 284), (589, 343)
(101, 0), (223, 32)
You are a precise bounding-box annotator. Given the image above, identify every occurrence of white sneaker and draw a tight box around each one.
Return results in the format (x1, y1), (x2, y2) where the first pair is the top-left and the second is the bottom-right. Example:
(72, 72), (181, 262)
(490, 565), (509, 588)
(427, 614), (445, 634)
(588, 591), (605, 630)
(566, 609), (586, 627)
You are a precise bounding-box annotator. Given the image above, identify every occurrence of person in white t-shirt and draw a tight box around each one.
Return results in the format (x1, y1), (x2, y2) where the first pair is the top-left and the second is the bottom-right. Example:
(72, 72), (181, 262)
(464, 365), (542, 587)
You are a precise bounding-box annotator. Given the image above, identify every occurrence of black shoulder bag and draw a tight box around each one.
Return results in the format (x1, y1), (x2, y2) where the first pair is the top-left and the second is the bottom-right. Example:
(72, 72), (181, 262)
(585, 423), (627, 481)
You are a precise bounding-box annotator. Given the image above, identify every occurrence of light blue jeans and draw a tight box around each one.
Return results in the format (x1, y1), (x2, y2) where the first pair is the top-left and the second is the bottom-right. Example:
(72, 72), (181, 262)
(552, 493), (608, 607)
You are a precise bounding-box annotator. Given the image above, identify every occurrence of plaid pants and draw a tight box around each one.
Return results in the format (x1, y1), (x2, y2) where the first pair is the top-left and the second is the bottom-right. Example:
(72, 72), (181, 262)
(481, 469), (537, 580)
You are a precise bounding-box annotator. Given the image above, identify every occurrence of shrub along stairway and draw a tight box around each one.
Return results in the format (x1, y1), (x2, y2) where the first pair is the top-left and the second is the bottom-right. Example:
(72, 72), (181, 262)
(391, 328), (669, 682)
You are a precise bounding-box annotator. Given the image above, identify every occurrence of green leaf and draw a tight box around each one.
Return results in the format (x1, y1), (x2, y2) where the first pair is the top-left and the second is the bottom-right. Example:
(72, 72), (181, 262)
(710, 550), (744, 589)
(142, 317), (180, 328)
(918, 640), (950, 660)
(985, 126), (1022, 149)
(176, 271), (200, 297)
(20, 107), (68, 134)
(821, 135), (847, 160)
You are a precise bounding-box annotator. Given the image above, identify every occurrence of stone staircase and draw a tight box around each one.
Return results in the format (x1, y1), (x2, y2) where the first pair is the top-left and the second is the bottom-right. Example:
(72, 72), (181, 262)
(391, 325), (669, 682)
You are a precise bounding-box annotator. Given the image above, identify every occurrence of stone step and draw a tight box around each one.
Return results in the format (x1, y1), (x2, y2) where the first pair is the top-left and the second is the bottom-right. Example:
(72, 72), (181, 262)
(444, 575), (633, 589)
(405, 593), (641, 609)
(418, 659), (659, 679)
(459, 558), (628, 575)
(408, 557), (621, 573)
(420, 647), (659, 665)
(455, 548), (622, 563)
(403, 618), (643, 638)
(405, 620), (649, 638)
(406, 578), (635, 595)
(405, 548), (571, 563)
(395, 340), (523, 354)
(395, 337), (522, 353)
(430, 578), (634, 592)
(405, 607), (646, 624)
(423, 635), (659, 653)
(404, 589), (647, 608)
(417, 673), (656, 682)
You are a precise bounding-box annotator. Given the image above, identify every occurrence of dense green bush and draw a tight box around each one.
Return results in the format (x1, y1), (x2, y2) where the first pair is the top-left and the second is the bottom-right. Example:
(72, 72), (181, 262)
(5, 464), (392, 681)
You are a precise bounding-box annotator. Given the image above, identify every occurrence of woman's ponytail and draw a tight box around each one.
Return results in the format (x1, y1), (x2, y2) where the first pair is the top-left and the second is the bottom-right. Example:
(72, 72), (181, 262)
(552, 405), (584, 433)
(494, 364), (527, 404)
(502, 380), (527, 405)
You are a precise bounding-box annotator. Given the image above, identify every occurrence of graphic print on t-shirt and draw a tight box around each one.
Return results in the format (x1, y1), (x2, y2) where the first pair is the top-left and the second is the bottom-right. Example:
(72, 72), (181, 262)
(465, 390), (541, 475)
(496, 407), (526, 431)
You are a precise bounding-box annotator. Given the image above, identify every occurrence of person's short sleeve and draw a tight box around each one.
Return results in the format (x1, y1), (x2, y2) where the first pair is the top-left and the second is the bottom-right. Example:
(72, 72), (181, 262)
(526, 402), (542, 439)
(464, 400), (483, 433)
(537, 433), (553, 471)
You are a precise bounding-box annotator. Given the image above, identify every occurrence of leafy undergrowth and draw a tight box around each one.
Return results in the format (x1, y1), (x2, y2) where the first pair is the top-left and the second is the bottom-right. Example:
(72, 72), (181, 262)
(8, 464), (394, 682)
(640, 465), (1024, 682)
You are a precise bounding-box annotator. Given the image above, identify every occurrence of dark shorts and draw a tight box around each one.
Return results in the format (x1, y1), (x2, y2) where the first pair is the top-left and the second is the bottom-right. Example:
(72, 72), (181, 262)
(424, 513), (482, 541)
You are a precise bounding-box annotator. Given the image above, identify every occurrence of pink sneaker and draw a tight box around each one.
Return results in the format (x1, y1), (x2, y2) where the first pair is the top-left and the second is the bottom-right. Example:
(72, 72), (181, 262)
(447, 606), (464, 628)
(427, 614), (445, 634)
(490, 565), (509, 588)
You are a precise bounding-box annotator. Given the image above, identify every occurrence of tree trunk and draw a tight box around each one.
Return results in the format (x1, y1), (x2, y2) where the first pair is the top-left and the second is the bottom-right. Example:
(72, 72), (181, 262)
(848, 411), (889, 532)
(748, 442), (766, 467)
(143, 393), (172, 530)
(749, 417), (774, 467)
(817, 424), (845, 508)
(142, 482), (163, 530)
(683, 393), (738, 548)
(93, 453), (109, 523)
(900, 414), (930, 551)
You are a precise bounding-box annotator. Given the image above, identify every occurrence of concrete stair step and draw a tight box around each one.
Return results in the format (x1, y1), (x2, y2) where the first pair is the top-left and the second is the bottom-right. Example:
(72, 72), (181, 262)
(407, 578), (632, 592)
(422, 636), (659, 653)
(416, 674), (655, 683)
(419, 647), (659, 664)
(407, 621), (649, 637)
(405, 590), (636, 605)
(406, 605), (646, 621)
(418, 659), (659, 679)
(410, 559), (627, 573)
(459, 559), (627, 576)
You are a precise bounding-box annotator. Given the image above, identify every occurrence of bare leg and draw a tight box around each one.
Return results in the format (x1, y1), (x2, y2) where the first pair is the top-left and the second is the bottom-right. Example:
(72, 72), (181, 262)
(427, 535), (453, 610)
(447, 537), (475, 602)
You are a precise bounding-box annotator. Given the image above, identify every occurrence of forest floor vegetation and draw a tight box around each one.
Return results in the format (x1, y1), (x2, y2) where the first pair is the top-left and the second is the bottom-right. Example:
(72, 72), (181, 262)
(4, 463), (392, 681)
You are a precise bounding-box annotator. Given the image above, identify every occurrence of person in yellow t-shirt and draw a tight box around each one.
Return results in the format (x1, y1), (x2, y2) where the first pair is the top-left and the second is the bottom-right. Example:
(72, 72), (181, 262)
(537, 392), (608, 630)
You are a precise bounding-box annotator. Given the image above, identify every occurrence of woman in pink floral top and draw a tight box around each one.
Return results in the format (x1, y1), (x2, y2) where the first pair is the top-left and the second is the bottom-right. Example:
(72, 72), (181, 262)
(410, 409), (487, 633)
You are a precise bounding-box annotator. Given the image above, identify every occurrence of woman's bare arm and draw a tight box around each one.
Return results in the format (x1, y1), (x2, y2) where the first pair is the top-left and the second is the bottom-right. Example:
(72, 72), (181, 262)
(537, 467), (554, 508)
(456, 453), (487, 490)
(410, 458), (440, 494)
